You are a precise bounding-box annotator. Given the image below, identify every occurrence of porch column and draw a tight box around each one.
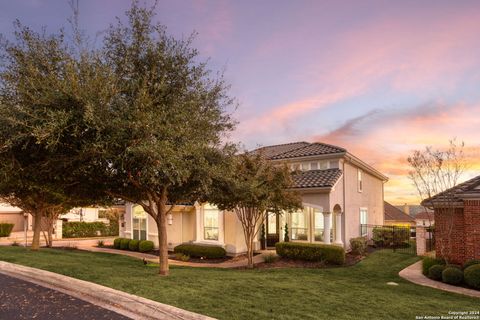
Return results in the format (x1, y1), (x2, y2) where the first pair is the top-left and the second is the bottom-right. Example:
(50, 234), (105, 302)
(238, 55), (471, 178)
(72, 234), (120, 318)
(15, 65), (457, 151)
(334, 212), (343, 245)
(323, 212), (331, 244)
(195, 204), (202, 242)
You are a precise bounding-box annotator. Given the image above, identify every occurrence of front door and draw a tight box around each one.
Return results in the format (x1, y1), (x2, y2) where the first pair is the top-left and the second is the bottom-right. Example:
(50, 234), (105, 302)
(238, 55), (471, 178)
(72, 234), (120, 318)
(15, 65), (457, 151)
(266, 213), (279, 247)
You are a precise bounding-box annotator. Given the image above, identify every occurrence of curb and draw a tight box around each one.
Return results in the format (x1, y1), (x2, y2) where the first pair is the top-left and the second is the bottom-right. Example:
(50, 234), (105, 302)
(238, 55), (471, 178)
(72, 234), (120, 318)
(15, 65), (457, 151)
(399, 260), (480, 299)
(0, 261), (217, 320)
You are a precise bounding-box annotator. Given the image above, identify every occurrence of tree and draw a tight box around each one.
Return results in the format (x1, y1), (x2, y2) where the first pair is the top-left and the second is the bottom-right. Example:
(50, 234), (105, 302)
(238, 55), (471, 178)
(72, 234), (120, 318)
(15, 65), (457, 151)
(408, 139), (466, 262)
(209, 153), (302, 268)
(0, 20), (114, 250)
(80, 3), (236, 275)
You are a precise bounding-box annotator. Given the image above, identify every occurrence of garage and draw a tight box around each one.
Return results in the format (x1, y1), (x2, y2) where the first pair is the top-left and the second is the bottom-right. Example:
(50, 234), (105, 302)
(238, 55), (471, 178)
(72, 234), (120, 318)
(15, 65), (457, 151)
(0, 212), (25, 232)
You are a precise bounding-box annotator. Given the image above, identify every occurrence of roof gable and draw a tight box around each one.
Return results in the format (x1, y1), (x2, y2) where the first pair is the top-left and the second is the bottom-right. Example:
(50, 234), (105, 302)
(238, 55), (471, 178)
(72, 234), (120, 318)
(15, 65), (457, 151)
(384, 201), (415, 222)
(292, 168), (342, 189)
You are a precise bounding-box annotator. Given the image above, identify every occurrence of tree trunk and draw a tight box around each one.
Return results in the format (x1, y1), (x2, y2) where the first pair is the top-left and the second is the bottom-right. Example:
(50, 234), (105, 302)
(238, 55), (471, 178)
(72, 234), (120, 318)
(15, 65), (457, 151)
(156, 195), (169, 276)
(31, 211), (42, 251)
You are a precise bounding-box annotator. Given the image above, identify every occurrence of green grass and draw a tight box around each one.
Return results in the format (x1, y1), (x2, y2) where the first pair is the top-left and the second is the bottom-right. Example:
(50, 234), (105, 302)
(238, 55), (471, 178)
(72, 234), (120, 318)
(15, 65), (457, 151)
(0, 247), (477, 320)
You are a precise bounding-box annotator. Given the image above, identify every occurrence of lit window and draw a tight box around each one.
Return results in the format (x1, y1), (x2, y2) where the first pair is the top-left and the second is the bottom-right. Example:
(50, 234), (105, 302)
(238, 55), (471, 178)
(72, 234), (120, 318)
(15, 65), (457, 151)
(291, 208), (308, 241)
(310, 162), (318, 170)
(204, 208), (219, 241)
(314, 209), (324, 242)
(358, 169), (363, 192)
(360, 208), (367, 236)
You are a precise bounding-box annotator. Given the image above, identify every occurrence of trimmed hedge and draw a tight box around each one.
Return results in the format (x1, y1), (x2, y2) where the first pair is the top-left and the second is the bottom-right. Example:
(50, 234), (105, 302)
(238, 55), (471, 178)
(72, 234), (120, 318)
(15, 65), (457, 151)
(113, 238), (122, 249)
(129, 239), (140, 251)
(63, 221), (118, 238)
(275, 242), (345, 265)
(428, 264), (445, 281)
(350, 237), (367, 256)
(422, 257), (445, 276)
(464, 264), (480, 290)
(442, 267), (463, 285)
(372, 227), (409, 248)
(463, 259), (480, 270)
(174, 243), (226, 259)
(139, 240), (154, 253)
(0, 223), (14, 237)
(120, 238), (131, 250)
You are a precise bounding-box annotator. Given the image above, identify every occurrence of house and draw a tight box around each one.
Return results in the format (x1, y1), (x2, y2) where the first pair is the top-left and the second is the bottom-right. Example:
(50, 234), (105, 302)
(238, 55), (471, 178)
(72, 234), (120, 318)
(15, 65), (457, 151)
(119, 141), (388, 254)
(0, 203), (32, 232)
(384, 201), (415, 226)
(415, 211), (434, 227)
(422, 174), (480, 264)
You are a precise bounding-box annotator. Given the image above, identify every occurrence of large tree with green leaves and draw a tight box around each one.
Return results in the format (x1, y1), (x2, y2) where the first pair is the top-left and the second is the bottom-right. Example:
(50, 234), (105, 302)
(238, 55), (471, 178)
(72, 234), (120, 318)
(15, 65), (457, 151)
(79, 3), (236, 275)
(208, 153), (302, 268)
(0, 21), (114, 250)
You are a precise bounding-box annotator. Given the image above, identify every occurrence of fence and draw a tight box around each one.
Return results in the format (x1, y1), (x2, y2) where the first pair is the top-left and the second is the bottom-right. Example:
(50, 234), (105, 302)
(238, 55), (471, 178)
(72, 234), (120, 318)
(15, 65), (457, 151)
(360, 224), (417, 255)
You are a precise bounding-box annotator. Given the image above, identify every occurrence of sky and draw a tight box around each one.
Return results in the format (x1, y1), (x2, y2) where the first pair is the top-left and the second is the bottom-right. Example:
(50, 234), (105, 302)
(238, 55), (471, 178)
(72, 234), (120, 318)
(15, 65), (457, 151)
(1, 0), (479, 205)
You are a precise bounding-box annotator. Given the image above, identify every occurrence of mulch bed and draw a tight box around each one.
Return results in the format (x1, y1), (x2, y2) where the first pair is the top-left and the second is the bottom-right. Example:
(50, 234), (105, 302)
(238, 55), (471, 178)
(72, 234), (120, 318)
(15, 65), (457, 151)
(167, 252), (260, 264)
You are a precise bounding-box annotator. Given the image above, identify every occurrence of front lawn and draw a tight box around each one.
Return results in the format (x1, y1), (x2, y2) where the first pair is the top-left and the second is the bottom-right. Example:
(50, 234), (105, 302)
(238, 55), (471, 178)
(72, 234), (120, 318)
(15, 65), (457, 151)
(0, 247), (477, 320)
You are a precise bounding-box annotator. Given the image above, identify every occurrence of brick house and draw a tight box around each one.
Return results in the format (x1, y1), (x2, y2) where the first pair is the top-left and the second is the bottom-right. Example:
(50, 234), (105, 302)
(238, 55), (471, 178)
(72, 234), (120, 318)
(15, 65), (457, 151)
(422, 175), (480, 264)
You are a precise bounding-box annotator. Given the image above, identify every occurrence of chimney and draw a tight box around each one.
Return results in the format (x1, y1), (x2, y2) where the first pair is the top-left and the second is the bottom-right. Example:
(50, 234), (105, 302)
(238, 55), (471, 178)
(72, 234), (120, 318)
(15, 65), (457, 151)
(403, 203), (410, 216)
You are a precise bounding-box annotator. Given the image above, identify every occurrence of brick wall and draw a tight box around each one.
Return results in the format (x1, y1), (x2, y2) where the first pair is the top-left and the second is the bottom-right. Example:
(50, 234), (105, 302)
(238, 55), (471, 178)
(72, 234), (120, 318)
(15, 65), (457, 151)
(435, 200), (480, 264)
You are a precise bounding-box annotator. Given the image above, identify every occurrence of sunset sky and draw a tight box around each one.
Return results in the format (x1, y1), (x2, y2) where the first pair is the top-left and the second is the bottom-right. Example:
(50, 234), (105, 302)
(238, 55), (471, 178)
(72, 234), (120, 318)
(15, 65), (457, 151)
(1, 0), (479, 204)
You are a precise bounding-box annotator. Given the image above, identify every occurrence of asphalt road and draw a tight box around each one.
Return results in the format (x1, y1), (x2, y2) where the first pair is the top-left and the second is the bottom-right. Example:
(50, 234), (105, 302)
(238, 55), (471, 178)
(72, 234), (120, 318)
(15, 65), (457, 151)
(0, 273), (130, 320)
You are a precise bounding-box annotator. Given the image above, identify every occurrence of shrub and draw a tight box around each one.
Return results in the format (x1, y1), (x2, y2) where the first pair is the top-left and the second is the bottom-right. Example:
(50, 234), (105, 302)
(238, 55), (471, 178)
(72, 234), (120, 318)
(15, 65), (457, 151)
(62, 221), (118, 238)
(428, 264), (445, 281)
(445, 264), (462, 270)
(372, 227), (409, 248)
(120, 238), (131, 250)
(174, 243), (226, 259)
(464, 264), (480, 290)
(139, 240), (154, 253)
(463, 259), (480, 270)
(0, 223), (14, 237)
(275, 242), (345, 265)
(113, 238), (122, 249)
(442, 267), (463, 285)
(175, 253), (190, 262)
(263, 253), (279, 264)
(350, 237), (367, 256)
(11, 241), (20, 246)
(129, 239), (140, 251)
(97, 240), (105, 247)
(422, 257), (445, 276)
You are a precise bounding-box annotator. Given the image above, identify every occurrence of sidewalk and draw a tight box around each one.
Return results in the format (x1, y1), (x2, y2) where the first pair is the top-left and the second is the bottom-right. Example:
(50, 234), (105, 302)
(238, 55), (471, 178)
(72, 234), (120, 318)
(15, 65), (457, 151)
(399, 260), (480, 299)
(0, 260), (216, 320)
(74, 245), (272, 268)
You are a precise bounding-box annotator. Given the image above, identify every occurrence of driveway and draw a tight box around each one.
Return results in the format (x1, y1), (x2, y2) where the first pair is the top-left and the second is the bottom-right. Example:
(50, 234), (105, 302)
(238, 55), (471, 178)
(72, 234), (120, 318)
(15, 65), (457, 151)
(0, 273), (129, 320)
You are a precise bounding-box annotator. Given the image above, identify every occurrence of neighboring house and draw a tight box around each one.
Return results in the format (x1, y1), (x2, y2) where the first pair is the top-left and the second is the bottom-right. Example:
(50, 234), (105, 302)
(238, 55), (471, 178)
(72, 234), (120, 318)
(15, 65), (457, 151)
(384, 201), (415, 226)
(422, 174), (480, 264)
(0, 203), (32, 232)
(119, 141), (388, 255)
(415, 211), (434, 227)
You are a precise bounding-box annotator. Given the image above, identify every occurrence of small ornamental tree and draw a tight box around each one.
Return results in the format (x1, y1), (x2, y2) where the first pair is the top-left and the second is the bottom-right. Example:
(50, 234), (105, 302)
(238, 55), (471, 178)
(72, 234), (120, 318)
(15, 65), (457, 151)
(209, 153), (302, 268)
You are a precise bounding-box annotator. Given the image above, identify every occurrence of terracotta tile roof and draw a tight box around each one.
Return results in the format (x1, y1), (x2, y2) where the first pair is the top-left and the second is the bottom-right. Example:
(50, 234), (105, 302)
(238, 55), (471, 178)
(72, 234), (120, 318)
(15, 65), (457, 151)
(251, 142), (345, 160)
(292, 169), (342, 189)
(422, 174), (480, 205)
(415, 211), (434, 220)
(384, 202), (415, 222)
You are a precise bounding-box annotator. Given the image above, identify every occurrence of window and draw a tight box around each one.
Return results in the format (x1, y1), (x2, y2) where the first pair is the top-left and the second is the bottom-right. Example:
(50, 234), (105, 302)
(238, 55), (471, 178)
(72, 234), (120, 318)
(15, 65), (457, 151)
(98, 209), (108, 219)
(310, 162), (318, 170)
(357, 169), (363, 192)
(360, 208), (368, 236)
(267, 213), (277, 235)
(314, 209), (324, 242)
(319, 161), (329, 170)
(301, 163), (310, 171)
(291, 208), (308, 241)
(290, 163), (300, 171)
(204, 208), (219, 241)
(132, 206), (147, 240)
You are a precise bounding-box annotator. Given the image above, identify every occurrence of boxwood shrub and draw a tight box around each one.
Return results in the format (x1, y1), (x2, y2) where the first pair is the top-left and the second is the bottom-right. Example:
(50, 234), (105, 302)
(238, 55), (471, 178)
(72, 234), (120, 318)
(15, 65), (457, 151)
(275, 242), (345, 265)
(463, 259), (480, 270)
(113, 237), (123, 249)
(464, 264), (480, 290)
(349, 237), (367, 256)
(442, 267), (463, 285)
(139, 240), (154, 253)
(428, 264), (445, 281)
(174, 243), (226, 259)
(120, 238), (131, 250)
(422, 257), (445, 276)
(0, 223), (14, 237)
(129, 239), (140, 251)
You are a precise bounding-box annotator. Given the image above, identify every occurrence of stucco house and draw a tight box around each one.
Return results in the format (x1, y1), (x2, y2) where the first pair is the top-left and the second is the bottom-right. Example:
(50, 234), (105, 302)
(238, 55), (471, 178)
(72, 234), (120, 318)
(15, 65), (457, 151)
(0, 203), (32, 232)
(119, 141), (388, 255)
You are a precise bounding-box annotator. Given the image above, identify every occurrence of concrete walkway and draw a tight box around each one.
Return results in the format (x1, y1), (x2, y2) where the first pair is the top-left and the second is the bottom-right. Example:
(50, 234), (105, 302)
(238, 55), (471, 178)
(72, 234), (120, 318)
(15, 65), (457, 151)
(74, 245), (272, 268)
(0, 261), (216, 320)
(399, 260), (480, 298)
